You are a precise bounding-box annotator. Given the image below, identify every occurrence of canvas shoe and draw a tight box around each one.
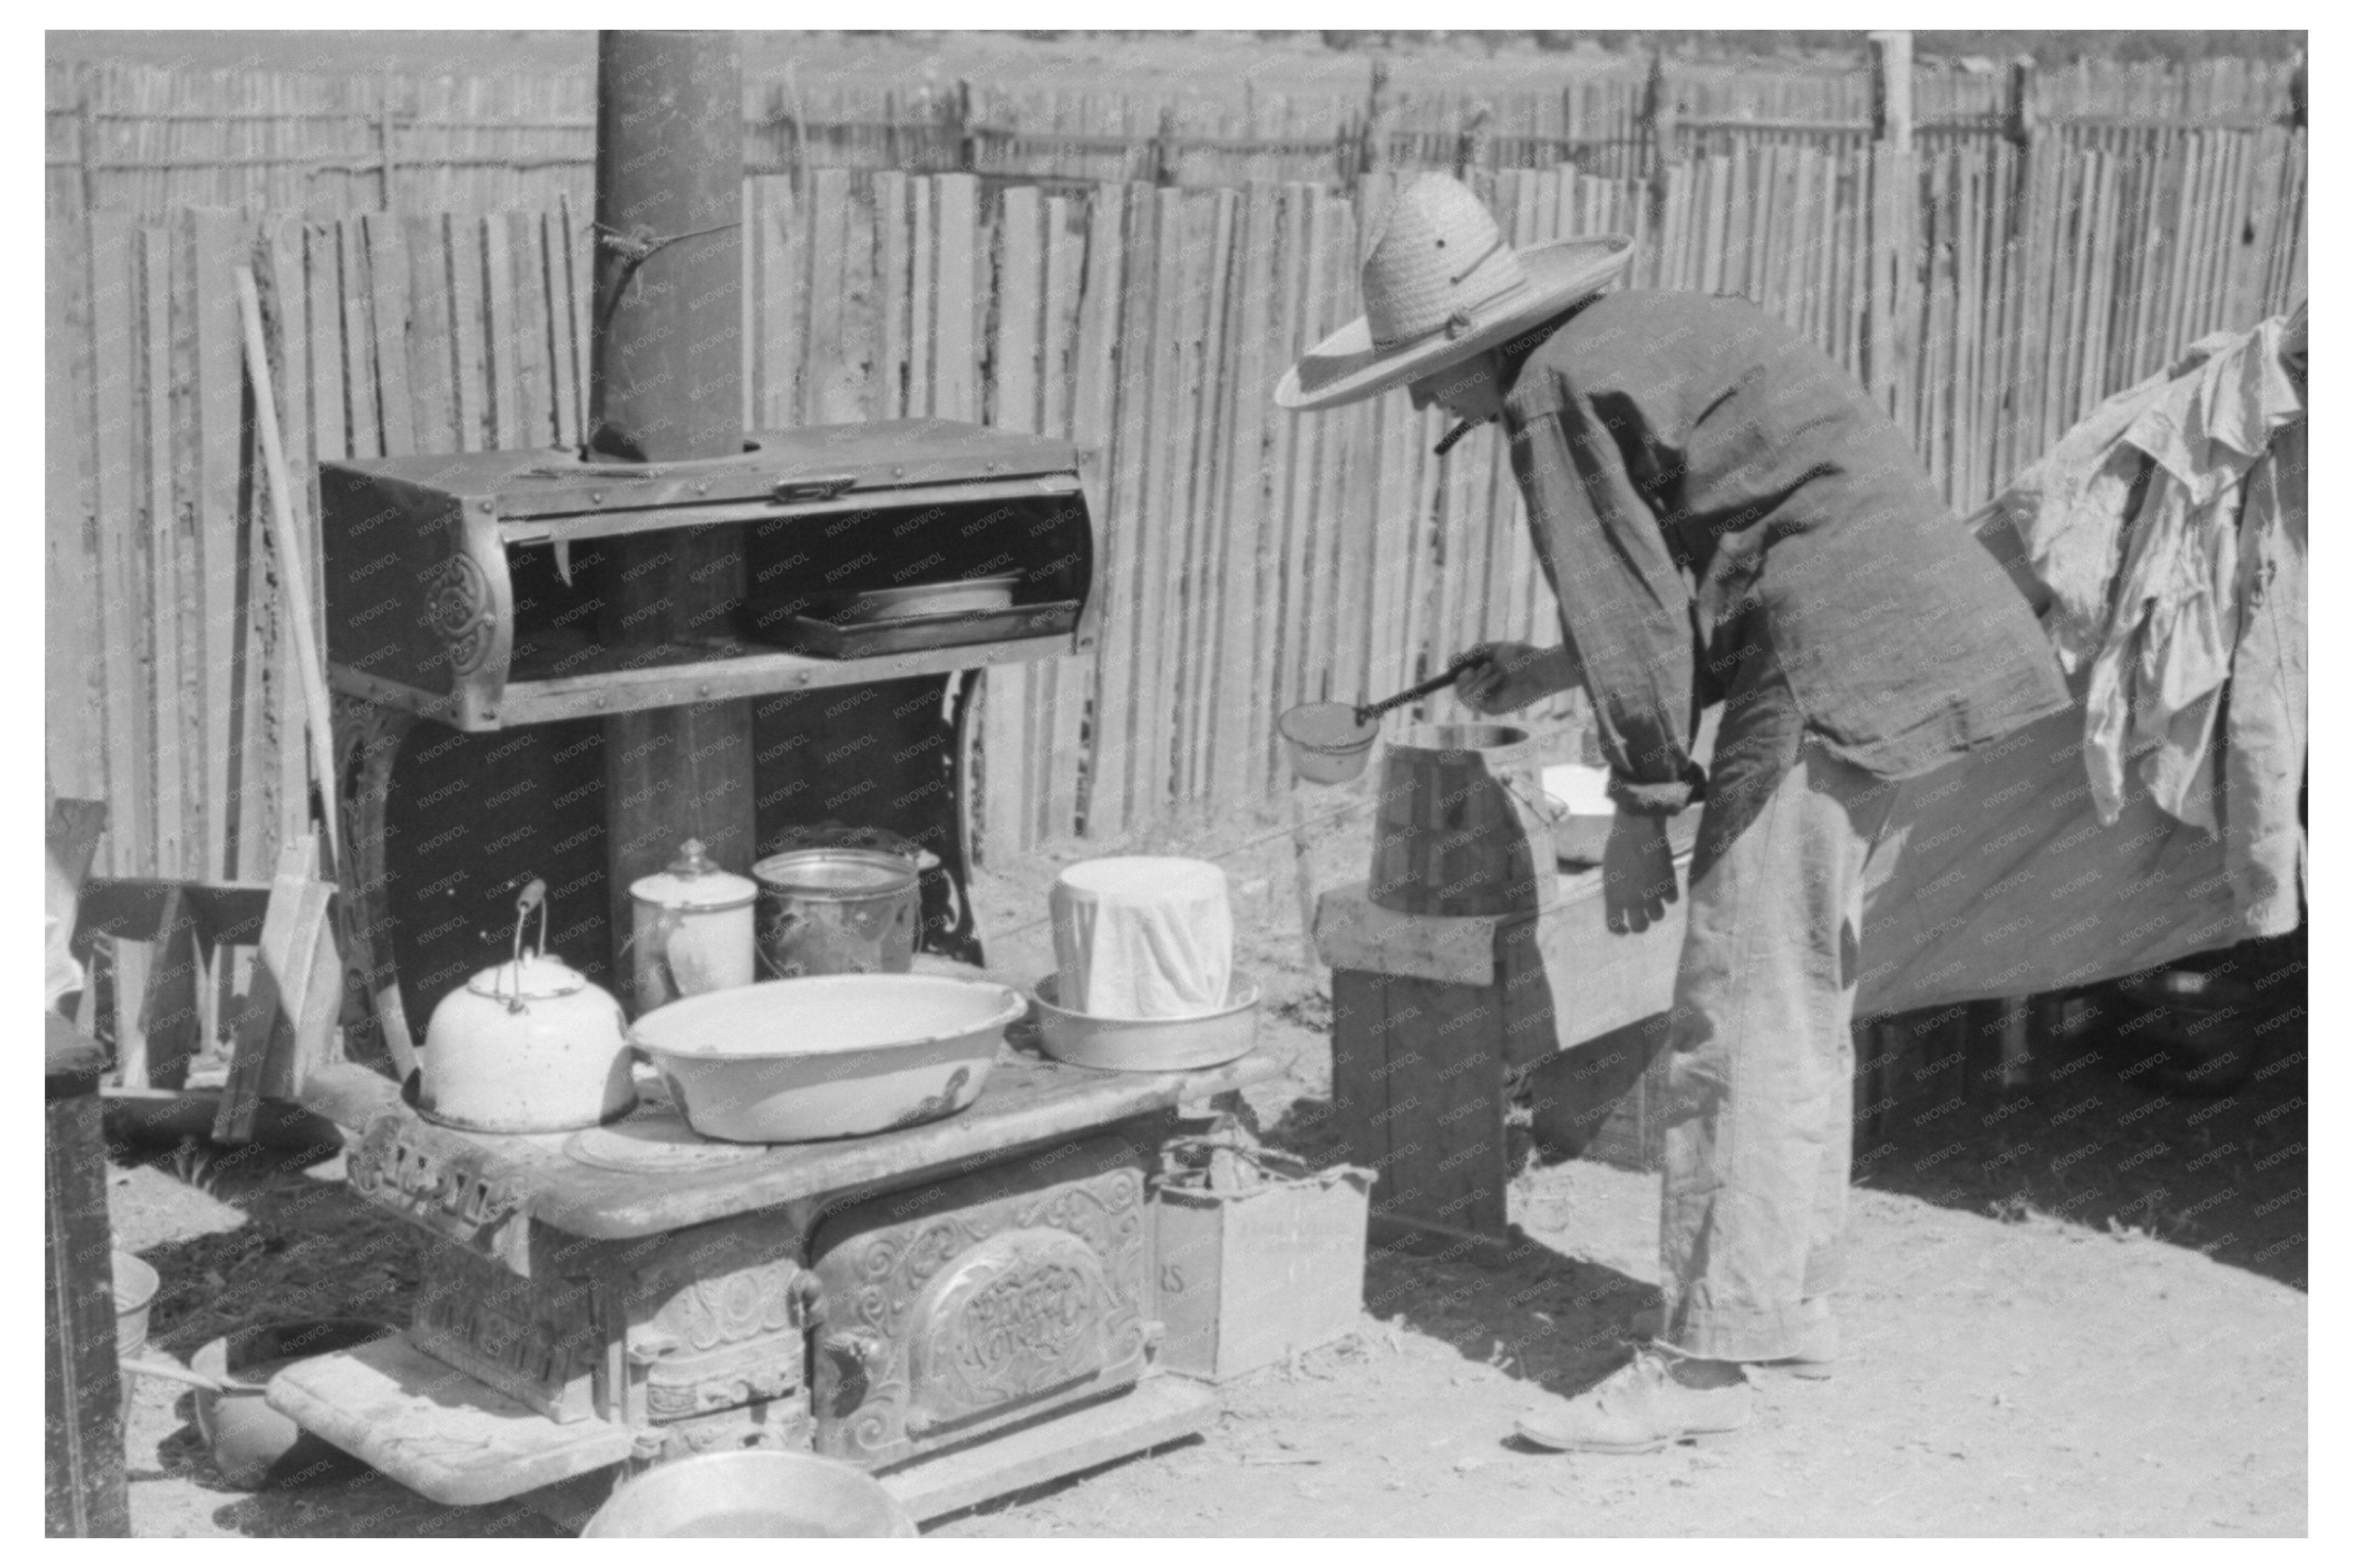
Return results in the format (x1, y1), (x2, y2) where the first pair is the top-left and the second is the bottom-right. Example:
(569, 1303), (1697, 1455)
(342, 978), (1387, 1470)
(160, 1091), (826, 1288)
(1514, 1348), (1754, 1454)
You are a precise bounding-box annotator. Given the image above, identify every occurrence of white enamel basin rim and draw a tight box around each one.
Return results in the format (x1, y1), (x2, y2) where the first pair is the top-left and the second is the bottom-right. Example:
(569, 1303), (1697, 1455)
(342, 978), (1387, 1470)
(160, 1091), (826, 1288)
(628, 974), (1028, 1060)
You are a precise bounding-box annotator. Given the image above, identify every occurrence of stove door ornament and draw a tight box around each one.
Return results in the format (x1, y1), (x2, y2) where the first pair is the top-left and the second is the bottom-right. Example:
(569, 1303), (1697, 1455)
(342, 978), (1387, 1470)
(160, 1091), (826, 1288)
(908, 1227), (1110, 1438)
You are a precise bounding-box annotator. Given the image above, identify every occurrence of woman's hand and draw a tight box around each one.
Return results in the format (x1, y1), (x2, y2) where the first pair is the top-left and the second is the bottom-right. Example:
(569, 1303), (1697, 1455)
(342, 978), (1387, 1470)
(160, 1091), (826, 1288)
(1454, 642), (1572, 715)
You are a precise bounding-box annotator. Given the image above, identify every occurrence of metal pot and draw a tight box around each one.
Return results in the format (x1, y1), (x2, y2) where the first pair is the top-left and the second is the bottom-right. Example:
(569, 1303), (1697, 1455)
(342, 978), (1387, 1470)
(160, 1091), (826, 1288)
(112, 1251), (158, 1359)
(628, 838), (756, 1015)
(420, 881), (634, 1134)
(582, 1448), (918, 1537)
(191, 1319), (391, 1489)
(752, 847), (920, 979)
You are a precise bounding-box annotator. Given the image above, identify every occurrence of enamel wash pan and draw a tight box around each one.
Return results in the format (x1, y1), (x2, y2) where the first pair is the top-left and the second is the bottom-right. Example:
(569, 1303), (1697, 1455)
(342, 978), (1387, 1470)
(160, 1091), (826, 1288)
(630, 974), (1025, 1142)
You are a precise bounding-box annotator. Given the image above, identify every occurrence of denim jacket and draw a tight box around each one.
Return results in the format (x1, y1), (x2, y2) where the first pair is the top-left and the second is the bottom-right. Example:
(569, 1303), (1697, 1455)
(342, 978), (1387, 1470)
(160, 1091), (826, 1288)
(1499, 289), (2070, 815)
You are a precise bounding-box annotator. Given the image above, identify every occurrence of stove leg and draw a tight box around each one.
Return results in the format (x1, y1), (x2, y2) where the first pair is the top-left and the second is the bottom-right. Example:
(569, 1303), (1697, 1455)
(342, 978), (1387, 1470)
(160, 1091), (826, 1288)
(332, 696), (419, 1079)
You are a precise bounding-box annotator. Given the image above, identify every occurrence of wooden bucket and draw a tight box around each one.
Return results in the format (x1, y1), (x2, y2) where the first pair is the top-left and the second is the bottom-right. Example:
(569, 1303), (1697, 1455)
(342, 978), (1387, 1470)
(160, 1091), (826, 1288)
(1368, 724), (1560, 917)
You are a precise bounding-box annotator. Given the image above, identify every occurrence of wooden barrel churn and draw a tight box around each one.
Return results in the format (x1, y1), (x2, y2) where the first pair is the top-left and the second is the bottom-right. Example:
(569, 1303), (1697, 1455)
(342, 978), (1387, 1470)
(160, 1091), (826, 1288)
(1367, 724), (1560, 917)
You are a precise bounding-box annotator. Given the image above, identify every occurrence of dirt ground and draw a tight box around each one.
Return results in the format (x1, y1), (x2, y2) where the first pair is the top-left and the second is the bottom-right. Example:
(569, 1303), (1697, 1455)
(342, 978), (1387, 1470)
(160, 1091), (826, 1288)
(107, 801), (2306, 1537)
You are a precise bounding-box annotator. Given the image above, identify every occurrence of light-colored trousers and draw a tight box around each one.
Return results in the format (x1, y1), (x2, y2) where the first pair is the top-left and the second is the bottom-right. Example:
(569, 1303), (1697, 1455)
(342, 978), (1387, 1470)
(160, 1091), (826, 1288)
(1657, 657), (1903, 1362)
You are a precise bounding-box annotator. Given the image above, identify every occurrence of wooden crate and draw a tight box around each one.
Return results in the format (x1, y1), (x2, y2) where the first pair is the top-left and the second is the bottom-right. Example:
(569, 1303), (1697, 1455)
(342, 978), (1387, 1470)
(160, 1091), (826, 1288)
(1153, 1153), (1373, 1383)
(1314, 869), (1688, 1237)
(1524, 1013), (1674, 1173)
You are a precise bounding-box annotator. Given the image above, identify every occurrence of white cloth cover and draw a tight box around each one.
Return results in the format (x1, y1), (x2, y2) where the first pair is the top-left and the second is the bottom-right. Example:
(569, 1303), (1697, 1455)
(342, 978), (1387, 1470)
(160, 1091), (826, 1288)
(1049, 857), (1234, 1019)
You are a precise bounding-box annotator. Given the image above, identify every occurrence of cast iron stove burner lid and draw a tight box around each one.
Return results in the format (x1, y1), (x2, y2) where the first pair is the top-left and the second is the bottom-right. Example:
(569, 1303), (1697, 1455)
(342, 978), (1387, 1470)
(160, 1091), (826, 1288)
(565, 1108), (768, 1173)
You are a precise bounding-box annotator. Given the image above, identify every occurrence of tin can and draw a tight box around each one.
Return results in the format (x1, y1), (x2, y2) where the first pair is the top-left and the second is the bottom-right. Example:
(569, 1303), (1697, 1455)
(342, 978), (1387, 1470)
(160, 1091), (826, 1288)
(628, 840), (758, 1015)
(752, 847), (921, 979)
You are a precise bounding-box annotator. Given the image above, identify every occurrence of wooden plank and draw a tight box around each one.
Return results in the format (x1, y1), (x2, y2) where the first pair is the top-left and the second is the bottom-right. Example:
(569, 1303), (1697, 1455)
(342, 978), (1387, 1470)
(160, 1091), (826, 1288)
(1050, 186), (1120, 838)
(804, 166), (855, 426)
(360, 212), (414, 455)
(869, 172), (908, 422)
(2233, 127), (2290, 328)
(355, 223), (397, 468)
(261, 216), (315, 855)
(138, 226), (185, 875)
(539, 211), (578, 449)
(216, 838), (341, 1140)
(46, 217), (105, 815)
(1120, 186), (1187, 824)
(1801, 146), (1832, 350)
(1298, 190), (1359, 708)
(1699, 154), (1730, 295)
(1084, 184), (1160, 840)
(1155, 187), (1215, 812)
(1379, 974), (1509, 1238)
(87, 209), (151, 876)
(1175, 188), (1239, 807)
(2009, 143), (2058, 470)
(1651, 159), (1686, 293)
(481, 215), (522, 449)
(449, 215), (490, 452)
(565, 197), (594, 441)
(932, 172), (979, 421)
(1276, 188), (1336, 725)
(980, 185), (1043, 865)
(1920, 152), (1954, 495)
(2078, 152), (2123, 424)
(908, 177), (934, 419)
(498, 212), (550, 450)
(1208, 182), (1279, 811)
(1722, 144), (1752, 300)
(1322, 236), (1378, 713)
(1325, 969), (1395, 1184)
(738, 181), (757, 433)
(401, 213), (457, 451)
(1953, 148), (1988, 507)
(304, 225), (348, 464)
(135, 886), (203, 1092)
(2179, 131), (2224, 342)
(189, 209), (244, 881)
(2051, 150), (2094, 441)
(1252, 185), (1309, 800)
(2157, 133), (2201, 373)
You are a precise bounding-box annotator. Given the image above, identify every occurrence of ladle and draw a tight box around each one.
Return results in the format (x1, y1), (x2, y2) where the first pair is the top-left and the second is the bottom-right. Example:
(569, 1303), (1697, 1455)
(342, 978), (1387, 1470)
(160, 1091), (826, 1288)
(1277, 652), (1495, 788)
(1351, 650), (1493, 727)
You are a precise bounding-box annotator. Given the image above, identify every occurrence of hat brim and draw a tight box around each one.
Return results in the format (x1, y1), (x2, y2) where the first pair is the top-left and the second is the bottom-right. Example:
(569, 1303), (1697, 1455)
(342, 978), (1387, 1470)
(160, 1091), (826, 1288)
(1273, 234), (1635, 413)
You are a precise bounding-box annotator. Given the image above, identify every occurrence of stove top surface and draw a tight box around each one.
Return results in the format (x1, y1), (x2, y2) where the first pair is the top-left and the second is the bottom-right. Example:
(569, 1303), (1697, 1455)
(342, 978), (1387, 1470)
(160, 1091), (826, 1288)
(315, 1034), (1290, 1241)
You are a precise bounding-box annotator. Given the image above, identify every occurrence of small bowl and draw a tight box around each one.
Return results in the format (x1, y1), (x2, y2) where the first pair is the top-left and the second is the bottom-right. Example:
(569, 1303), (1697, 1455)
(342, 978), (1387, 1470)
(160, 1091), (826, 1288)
(582, 1449), (918, 1538)
(1031, 973), (1261, 1072)
(632, 974), (1024, 1142)
(194, 1319), (392, 1489)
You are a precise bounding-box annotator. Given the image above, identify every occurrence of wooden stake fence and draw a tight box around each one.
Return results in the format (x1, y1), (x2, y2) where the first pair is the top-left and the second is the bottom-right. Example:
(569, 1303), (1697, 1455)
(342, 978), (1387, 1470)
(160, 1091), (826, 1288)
(49, 53), (2300, 221)
(47, 127), (2306, 881)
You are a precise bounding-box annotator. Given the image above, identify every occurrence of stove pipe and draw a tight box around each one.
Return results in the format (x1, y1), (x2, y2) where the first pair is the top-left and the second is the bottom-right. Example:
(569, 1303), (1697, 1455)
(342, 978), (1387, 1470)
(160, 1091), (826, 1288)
(590, 31), (756, 977)
(589, 30), (743, 462)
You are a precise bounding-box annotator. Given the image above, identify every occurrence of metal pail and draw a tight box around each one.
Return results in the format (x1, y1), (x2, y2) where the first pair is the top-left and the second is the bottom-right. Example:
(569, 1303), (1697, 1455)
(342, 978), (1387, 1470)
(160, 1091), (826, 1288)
(752, 847), (921, 979)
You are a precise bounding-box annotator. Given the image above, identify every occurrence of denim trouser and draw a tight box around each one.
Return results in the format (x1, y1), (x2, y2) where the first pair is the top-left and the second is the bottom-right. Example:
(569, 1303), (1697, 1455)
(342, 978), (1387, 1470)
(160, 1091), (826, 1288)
(1657, 656), (1904, 1362)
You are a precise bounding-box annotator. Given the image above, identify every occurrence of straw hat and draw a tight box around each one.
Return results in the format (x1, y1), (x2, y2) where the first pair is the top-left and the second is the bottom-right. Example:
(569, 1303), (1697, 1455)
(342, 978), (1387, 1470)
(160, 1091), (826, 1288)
(1274, 174), (1634, 413)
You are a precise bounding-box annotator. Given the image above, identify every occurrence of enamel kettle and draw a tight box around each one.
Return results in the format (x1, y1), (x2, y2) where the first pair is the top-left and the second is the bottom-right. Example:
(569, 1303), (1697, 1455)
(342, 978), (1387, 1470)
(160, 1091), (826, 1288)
(419, 879), (635, 1134)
